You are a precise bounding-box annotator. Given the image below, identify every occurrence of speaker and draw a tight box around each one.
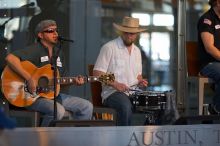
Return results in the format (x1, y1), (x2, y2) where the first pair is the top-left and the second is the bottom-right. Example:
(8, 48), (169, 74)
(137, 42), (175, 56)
(174, 115), (220, 125)
(49, 120), (115, 127)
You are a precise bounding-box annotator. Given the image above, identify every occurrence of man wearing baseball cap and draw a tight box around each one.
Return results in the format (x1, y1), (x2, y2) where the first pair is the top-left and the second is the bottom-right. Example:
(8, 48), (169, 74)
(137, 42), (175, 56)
(4, 20), (93, 126)
(93, 16), (148, 126)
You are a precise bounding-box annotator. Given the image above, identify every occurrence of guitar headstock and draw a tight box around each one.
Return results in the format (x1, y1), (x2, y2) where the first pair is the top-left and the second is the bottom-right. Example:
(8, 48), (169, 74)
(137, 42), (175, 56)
(98, 73), (115, 85)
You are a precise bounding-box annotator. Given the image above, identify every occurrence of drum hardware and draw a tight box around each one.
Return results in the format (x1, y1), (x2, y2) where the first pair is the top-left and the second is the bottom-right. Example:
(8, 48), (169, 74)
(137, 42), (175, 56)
(130, 90), (167, 112)
(130, 90), (168, 125)
(144, 110), (163, 125)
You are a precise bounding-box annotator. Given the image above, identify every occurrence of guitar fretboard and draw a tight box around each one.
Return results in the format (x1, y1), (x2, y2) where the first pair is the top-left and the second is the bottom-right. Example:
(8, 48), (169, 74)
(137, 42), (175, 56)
(57, 76), (99, 85)
(87, 76), (99, 82)
(57, 77), (76, 85)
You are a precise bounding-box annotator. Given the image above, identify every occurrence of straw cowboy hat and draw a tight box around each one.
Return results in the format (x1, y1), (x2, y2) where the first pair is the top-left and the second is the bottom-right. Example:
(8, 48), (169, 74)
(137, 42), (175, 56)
(113, 16), (146, 33)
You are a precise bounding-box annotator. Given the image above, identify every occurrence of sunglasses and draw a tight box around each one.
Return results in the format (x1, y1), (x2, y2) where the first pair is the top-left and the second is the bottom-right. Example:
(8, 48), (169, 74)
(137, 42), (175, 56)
(42, 28), (58, 33)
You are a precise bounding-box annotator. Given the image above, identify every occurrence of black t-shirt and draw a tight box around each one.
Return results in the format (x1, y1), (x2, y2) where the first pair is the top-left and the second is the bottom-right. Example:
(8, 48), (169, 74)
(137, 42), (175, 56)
(12, 42), (66, 76)
(197, 8), (220, 69)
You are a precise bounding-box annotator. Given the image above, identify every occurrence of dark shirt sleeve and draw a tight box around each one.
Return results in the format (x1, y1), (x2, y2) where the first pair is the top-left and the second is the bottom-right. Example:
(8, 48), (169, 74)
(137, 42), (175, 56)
(12, 48), (30, 60)
(11, 47), (38, 64)
(10, 43), (49, 68)
(198, 15), (214, 35)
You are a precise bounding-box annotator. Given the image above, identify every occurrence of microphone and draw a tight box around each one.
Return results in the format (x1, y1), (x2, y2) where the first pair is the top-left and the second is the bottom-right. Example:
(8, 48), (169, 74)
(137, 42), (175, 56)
(58, 36), (74, 43)
(20, 2), (35, 8)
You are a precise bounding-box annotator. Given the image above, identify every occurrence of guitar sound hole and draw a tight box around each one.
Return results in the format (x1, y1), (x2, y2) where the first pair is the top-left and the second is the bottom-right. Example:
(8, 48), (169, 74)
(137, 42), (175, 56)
(38, 76), (49, 92)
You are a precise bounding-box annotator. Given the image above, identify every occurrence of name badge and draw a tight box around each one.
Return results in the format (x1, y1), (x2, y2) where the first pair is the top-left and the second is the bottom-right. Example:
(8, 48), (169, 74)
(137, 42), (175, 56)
(57, 57), (62, 67)
(215, 25), (220, 29)
(40, 56), (49, 62)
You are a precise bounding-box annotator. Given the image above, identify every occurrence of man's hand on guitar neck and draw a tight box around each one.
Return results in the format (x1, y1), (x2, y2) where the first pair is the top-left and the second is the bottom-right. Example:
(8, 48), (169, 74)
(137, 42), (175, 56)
(74, 75), (85, 86)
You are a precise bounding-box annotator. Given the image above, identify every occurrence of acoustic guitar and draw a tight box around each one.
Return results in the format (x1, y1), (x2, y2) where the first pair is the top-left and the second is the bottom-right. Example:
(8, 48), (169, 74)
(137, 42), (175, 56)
(1, 61), (114, 107)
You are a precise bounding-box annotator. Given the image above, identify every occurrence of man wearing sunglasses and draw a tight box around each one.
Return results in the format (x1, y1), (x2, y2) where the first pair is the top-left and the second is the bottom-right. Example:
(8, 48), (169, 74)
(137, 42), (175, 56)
(4, 20), (93, 127)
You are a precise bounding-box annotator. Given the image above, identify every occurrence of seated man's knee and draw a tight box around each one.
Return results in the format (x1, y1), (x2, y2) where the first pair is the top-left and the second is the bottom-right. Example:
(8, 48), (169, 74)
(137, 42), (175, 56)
(119, 101), (132, 115)
(82, 100), (93, 115)
(56, 103), (65, 120)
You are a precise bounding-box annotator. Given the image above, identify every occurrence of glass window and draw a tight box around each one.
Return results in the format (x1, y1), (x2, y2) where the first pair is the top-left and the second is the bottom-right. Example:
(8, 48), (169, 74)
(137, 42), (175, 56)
(0, 0), (37, 40)
(139, 32), (150, 56)
(153, 14), (174, 26)
(151, 32), (170, 61)
(131, 13), (150, 26)
(0, 0), (26, 8)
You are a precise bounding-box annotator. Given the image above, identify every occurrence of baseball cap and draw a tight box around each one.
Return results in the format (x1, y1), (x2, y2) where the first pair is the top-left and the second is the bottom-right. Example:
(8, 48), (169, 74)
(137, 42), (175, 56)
(35, 19), (57, 35)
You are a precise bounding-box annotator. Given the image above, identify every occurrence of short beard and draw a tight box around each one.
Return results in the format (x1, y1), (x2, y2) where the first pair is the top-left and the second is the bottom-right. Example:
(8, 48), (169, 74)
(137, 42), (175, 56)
(123, 40), (133, 46)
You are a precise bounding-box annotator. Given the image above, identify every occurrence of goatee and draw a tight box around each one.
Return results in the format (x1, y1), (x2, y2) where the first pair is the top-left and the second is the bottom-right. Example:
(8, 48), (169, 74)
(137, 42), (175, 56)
(123, 40), (133, 46)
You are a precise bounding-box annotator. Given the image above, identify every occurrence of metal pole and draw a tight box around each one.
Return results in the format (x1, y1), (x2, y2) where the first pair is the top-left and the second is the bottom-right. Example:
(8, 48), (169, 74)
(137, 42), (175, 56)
(177, 0), (187, 110)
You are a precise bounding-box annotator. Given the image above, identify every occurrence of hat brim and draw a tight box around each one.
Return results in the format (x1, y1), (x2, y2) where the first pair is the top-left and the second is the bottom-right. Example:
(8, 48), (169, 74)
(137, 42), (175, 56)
(113, 23), (146, 33)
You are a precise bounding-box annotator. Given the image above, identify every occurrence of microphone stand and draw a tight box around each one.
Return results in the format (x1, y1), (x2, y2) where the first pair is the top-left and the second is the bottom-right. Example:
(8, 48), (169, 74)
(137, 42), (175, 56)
(51, 40), (63, 121)
(49, 37), (73, 126)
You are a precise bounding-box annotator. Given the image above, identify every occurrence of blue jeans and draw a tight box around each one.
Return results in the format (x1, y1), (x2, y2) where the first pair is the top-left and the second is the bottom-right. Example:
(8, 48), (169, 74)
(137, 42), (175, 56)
(103, 92), (132, 126)
(200, 62), (220, 110)
(26, 93), (93, 126)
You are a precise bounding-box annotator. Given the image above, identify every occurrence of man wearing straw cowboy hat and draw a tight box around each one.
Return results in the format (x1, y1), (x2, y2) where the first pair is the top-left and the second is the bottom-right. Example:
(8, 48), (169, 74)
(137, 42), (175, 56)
(93, 16), (148, 126)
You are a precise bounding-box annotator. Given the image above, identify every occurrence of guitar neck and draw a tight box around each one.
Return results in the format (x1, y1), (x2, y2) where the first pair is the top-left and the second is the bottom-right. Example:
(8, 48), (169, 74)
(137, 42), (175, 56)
(86, 76), (99, 82)
(57, 76), (99, 85)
